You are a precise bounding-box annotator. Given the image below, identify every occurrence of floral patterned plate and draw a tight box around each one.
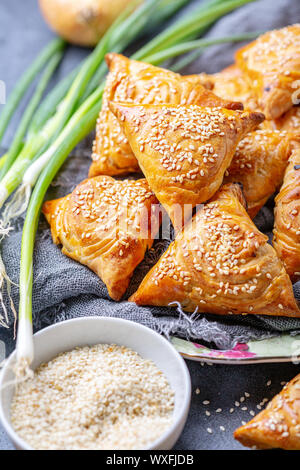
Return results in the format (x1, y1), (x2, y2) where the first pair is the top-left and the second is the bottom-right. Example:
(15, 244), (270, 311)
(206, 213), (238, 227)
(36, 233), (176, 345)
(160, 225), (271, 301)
(171, 334), (300, 364)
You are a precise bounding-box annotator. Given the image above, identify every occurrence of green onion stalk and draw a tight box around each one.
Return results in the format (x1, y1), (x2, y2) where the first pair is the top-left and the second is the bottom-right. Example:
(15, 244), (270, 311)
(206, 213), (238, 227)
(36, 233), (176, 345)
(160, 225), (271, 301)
(0, 52), (64, 226)
(29, 0), (192, 131)
(0, 0), (180, 334)
(133, 0), (255, 59)
(1, 0), (256, 221)
(17, 102), (100, 364)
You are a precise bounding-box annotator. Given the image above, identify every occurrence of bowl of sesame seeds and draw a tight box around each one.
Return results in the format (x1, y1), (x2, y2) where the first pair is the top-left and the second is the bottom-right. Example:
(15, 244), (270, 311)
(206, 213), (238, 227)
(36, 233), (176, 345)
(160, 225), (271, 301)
(0, 317), (191, 450)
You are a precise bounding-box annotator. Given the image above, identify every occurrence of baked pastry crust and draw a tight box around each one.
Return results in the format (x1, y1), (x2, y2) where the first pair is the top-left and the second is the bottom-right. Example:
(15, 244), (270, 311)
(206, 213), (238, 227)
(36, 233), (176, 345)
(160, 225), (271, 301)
(263, 106), (300, 138)
(236, 25), (300, 120)
(130, 183), (300, 318)
(197, 65), (259, 112)
(234, 374), (300, 450)
(273, 147), (300, 282)
(43, 176), (159, 301)
(225, 129), (294, 218)
(89, 53), (244, 177)
(110, 102), (264, 230)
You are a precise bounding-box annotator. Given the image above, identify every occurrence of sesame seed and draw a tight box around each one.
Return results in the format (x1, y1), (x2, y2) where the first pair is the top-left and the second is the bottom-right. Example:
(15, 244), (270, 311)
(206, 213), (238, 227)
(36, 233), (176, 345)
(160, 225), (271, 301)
(11, 344), (174, 450)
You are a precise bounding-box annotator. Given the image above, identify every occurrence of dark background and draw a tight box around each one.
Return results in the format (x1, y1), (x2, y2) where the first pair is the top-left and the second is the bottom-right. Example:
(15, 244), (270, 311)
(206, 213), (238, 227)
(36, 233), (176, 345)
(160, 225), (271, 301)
(0, 0), (300, 450)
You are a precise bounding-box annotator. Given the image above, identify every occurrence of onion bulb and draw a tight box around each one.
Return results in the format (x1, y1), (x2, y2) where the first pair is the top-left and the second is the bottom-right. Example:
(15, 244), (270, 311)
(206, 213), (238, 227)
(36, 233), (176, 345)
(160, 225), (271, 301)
(38, 0), (137, 47)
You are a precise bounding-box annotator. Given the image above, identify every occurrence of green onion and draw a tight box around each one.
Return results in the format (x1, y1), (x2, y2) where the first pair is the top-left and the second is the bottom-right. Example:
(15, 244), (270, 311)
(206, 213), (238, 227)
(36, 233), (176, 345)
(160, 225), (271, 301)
(24, 84), (104, 188)
(16, 101), (101, 364)
(80, 0), (165, 104)
(33, 1), (222, 115)
(0, 0), (217, 203)
(147, 0), (191, 30)
(19, 1), (257, 201)
(0, 38), (65, 148)
(27, 66), (80, 138)
(0, 153), (8, 170)
(0, 50), (64, 180)
(13, 0), (259, 362)
(2, 0), (258, 221)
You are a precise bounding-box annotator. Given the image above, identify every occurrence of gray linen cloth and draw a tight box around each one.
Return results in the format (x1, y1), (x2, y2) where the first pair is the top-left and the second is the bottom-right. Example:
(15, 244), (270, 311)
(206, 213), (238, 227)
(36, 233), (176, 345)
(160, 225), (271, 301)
(1, 0), (300, 349)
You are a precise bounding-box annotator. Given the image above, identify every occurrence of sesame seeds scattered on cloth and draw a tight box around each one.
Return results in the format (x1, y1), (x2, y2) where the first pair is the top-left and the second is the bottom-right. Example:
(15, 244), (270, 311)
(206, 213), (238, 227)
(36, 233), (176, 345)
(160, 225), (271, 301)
(11, 344), (174, 450)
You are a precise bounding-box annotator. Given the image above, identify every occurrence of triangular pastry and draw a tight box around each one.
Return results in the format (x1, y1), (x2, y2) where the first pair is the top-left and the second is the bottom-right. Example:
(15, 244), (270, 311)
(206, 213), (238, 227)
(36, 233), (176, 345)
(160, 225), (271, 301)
(130, 183), (300, 318)
(43, 176), (160, 301)
(225, 129), (294, 218)
(89, 53), (244, 177)
(110, 102), (264, 230)
(236, 25), (300, 119)
(234, 374), (300, 450)
(273, 147), (300, 282)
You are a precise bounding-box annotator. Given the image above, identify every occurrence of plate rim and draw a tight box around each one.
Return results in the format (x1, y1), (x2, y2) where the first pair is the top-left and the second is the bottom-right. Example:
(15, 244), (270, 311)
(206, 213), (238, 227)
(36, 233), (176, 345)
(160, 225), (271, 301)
(171, 334), (300, 365)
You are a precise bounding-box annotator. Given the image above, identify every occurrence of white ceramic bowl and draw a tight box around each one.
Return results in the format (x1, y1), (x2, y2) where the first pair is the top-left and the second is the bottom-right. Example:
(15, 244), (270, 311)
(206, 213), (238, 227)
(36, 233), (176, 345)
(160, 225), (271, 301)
(0, 317), (191, 450)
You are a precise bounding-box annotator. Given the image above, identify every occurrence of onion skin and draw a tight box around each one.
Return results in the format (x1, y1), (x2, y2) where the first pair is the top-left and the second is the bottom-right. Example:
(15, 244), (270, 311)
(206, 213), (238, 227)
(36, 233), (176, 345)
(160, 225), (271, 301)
(38, 0), (135, 47)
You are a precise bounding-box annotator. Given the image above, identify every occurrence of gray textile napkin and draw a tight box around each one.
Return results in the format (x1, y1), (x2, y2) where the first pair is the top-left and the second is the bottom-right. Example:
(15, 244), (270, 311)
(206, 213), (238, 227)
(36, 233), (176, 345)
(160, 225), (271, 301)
(1, 0), (300, 349)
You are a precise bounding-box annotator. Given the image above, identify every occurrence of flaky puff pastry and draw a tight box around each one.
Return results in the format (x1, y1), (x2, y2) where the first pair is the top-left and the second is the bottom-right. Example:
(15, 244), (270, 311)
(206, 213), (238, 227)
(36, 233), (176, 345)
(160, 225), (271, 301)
(43, 176), (160, 301)
(196, 65), (259, 112)
(263, 106), (300, 138)
(130, 183), (300, 318)
(234, 374), (300, 450)
(273, 147), (300, 282)
(225, 129), (294, 218)
(110, 102), (264, 231)
(236, 25), (300, 120)
(89, 53), (244, 177)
